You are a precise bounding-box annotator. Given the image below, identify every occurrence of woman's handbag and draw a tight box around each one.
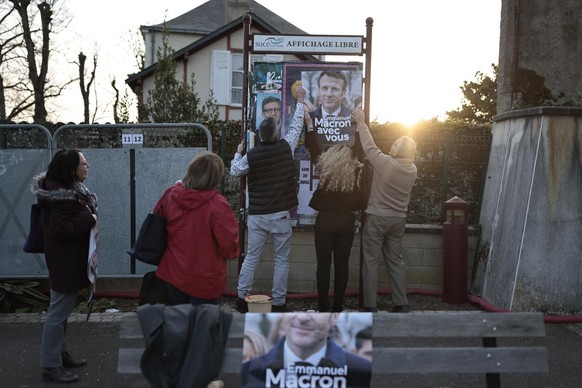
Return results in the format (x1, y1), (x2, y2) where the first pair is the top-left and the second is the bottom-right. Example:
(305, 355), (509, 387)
(127, 188), (171, 265)
(128, 213), (167, 265)
(23, 204), (44, 253)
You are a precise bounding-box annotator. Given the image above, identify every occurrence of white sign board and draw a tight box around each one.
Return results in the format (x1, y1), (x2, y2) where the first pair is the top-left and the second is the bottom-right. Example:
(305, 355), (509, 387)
(252, 34), (364, 55)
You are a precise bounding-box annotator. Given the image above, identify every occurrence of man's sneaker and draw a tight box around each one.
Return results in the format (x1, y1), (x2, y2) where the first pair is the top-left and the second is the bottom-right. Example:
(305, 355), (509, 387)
(234, 298), (248, 313)
(360, 307), (378, 313)
(271, 303), (290, 313)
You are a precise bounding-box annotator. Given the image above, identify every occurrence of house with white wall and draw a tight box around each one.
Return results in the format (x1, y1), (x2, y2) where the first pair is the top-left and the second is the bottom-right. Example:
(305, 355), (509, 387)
(126, 0), (321, 121)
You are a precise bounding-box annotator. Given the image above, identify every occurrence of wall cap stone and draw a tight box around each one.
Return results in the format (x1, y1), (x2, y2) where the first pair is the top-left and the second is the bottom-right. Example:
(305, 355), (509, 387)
(494, 106), (582, 122)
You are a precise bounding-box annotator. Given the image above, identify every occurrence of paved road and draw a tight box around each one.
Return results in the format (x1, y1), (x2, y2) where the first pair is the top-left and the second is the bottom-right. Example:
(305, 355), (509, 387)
(1, 311), (581, 387)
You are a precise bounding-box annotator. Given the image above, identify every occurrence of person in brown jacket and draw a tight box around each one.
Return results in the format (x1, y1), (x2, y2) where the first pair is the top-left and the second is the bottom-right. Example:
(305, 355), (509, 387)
(32, 149), (97, 384)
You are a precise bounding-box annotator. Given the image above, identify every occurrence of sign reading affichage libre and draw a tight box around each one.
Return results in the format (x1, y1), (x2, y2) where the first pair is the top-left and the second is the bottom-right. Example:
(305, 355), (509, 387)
(252, 34), (364, 55)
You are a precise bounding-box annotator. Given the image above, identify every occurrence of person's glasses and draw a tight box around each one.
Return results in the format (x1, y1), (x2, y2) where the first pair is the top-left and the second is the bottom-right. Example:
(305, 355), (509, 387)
(263, 108), (281, 114)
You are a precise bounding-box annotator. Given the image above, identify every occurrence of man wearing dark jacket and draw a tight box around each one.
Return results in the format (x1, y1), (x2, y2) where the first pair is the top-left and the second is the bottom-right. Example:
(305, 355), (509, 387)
(231, 87), (310, 312)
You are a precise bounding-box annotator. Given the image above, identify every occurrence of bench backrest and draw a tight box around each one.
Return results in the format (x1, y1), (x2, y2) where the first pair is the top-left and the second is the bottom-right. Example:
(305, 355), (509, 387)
(221, 312), (548, 387)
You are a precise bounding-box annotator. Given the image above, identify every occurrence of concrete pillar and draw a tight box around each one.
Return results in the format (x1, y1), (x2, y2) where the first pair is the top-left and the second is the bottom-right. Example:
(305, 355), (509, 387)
(497, 0), (582, 115)
(473, 108), (582, 313)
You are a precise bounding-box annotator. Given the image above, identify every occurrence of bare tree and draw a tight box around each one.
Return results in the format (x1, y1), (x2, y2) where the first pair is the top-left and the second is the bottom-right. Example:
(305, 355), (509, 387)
(126, 28), (145, 71)
(0, 2), (33, 122)
(6, 0), (73, 124)
(77, 51), (96, 123)
(10, 0), (52, 123)
(110, 78), (120, 123)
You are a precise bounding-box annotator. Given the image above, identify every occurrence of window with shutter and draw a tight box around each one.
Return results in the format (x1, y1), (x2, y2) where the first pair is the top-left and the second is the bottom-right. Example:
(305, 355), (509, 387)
(211, 50), (231, 105)
(212, 51), (270, 106)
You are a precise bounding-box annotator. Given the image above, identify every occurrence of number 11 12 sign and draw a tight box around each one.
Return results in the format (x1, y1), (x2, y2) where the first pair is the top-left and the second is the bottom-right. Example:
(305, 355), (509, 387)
(122, 134), (143, 144)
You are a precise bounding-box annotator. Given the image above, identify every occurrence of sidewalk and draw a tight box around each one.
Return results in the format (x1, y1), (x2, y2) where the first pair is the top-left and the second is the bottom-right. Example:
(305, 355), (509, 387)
(1, 311), (581, 387)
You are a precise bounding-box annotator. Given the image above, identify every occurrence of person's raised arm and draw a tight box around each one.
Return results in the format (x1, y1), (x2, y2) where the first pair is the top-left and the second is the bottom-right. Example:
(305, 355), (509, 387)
(351, 108), (389, 168)
(284, 86), (311, 152)
(230, 140), (249, 177)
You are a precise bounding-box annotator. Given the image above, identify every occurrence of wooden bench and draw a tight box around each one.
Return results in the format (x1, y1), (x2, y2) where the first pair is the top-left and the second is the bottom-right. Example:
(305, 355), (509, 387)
(119, 311), (548, 387)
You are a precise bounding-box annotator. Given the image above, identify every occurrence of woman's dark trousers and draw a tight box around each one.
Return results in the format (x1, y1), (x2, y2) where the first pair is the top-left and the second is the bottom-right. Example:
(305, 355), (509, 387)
(314, 212), (356, 312)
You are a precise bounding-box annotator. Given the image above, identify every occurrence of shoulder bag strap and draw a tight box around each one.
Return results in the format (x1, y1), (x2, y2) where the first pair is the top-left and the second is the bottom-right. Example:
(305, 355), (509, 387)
(153, 186), (172, 214)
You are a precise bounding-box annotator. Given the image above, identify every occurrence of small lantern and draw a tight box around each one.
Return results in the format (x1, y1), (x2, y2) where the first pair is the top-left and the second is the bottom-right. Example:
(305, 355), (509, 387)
(444, 196), (468, 224)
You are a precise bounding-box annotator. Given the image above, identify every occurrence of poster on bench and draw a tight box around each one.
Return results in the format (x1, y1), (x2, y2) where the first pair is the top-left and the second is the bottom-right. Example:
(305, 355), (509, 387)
(241, 312), (373, 387)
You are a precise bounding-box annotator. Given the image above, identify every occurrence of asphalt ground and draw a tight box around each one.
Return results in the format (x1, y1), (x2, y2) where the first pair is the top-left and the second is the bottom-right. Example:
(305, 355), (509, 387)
(1, 310), (581, 388)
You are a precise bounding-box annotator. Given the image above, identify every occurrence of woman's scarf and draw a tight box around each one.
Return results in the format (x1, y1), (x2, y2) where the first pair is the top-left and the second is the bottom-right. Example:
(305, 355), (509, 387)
(74, 182), (98, 214)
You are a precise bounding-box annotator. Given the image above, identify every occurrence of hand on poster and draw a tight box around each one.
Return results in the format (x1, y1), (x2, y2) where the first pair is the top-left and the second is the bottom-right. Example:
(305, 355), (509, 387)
(294, 84), (306, 102)
(351, 108), (365, 126)
(237, 139), (245, 154)
(292, 80), (316, 112)
(293, 85), (316, 131)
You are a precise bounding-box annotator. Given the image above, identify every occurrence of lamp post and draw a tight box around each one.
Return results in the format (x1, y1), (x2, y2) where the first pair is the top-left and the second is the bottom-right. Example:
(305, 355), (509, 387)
(442, 196), (468, 304)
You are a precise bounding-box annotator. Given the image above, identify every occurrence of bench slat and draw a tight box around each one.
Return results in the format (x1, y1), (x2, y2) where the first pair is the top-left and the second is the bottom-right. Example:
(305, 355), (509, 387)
(220, 347), (548, 374)
(371, 347), (549, 373)
(229, 312), (546, 339)
(372, 312), (546, 337)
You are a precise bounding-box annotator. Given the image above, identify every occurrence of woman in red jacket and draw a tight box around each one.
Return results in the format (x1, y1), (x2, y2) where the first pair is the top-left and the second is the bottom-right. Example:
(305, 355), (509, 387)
(155, 152), (239, 306)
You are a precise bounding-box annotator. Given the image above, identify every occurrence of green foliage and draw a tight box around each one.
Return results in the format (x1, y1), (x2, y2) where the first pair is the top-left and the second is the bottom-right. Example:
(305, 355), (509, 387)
(142, 25), (219, 123)
(446, 64), (497, 125)
(447, 64), (581, 125)
(117, 90), (133, 123)
(0, 279), (49, 313)
(176, 119), (242, 162)
(75, 298), (116, 314)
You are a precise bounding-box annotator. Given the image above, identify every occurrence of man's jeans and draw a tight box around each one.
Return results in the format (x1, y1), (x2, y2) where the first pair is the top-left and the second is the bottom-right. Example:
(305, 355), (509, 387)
(237, 211), (292, 306)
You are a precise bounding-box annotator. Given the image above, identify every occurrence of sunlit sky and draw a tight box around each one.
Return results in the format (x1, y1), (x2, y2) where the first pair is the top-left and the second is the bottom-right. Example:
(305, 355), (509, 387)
(53, 0), (501, 125)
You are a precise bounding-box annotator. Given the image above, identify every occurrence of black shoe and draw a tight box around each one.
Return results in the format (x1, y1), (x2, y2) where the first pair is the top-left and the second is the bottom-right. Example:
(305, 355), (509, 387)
(360, 307), (378, 313)
(234, 298), (248, 313)
(61, 351), (87, 368)
(390, 305), (410, 313)
(42, 367), (79, 383)
(318, 301), (331, 312)
(271, 303), (290, 313)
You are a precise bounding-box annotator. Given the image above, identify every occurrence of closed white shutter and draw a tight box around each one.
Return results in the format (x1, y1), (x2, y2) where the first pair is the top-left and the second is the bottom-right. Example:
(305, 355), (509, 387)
(265, 54), (284, 62)
(211, 50), (231, 105)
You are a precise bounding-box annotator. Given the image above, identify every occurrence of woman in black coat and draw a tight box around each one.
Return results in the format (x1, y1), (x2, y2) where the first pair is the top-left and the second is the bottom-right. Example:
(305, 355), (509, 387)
(31, 149), (97, 384)
(305, 130), (363, 312)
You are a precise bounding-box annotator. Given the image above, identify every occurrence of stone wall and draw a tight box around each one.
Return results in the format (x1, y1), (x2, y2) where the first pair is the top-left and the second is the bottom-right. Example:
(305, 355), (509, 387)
(224, 225), (480, 296)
